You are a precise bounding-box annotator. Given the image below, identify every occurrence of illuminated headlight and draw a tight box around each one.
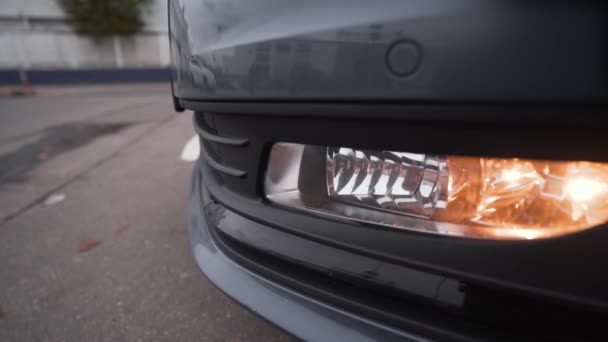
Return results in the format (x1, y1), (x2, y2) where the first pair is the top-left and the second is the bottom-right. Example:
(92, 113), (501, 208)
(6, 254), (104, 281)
(265, 143), (608, 240)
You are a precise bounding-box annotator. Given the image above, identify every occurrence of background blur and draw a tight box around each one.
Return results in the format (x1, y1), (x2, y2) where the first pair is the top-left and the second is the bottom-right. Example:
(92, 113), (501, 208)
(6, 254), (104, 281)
(0, 0), (170, 85)
(0, 1), (292, 341)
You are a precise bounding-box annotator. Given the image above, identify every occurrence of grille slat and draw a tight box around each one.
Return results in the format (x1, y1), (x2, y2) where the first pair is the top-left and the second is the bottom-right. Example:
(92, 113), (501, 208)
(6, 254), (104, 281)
(192, 115), (249, 146)
(194, 113), (248, 178)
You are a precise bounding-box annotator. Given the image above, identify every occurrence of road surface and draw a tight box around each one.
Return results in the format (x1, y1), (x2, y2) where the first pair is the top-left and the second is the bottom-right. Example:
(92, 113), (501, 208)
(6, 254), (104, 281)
(0, 84), (293, 341)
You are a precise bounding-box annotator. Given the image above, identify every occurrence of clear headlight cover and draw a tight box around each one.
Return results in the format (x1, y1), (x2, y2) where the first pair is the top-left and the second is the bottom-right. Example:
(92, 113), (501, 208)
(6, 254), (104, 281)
(265, 143), (608, 240)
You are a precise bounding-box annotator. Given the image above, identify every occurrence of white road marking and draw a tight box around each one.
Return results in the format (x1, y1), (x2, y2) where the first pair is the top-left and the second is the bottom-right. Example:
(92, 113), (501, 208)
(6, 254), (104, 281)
(180, 135), (199, 162)
(44, 193), (65, 205)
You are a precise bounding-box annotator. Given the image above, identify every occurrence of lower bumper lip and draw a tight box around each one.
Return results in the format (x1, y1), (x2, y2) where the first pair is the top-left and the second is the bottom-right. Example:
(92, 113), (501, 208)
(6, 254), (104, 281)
(187, 165), (427, 342)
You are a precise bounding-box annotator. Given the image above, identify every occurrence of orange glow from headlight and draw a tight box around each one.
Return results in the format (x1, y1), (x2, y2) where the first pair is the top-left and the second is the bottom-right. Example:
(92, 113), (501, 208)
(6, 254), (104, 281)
(267, 143), (608, 240)
(565, 177), (606, 202)
(445, 159), (608, 233)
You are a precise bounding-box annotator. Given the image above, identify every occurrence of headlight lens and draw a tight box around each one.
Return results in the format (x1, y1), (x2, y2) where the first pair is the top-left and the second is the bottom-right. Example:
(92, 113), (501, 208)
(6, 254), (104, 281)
(266, 143), (608, 240)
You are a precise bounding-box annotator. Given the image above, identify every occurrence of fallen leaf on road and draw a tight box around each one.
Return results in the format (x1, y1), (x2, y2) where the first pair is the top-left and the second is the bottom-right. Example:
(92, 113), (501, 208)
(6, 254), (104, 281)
(5, 164), (26, 178)
(115, 224), (130, 236)
(44, 193), (65, 205)
(78, 240), (101, 253)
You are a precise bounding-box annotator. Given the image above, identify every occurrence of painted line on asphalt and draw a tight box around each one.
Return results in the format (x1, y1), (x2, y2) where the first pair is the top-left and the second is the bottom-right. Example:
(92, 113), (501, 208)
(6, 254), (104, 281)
(180, 135), (199, 162)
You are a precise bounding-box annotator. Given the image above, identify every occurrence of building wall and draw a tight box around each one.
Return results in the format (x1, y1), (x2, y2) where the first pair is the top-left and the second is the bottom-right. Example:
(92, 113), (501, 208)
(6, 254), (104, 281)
(0, 0), (169, 70)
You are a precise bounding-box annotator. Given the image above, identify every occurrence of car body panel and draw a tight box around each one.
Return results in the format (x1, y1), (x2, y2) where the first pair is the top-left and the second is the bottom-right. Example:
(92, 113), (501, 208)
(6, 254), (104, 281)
(187, 167), (427, 342)
(170, 0), (606, 102)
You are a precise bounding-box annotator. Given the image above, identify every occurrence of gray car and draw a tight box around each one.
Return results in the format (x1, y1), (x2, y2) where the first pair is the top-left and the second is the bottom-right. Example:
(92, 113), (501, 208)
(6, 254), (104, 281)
(170, 1), (608, 340)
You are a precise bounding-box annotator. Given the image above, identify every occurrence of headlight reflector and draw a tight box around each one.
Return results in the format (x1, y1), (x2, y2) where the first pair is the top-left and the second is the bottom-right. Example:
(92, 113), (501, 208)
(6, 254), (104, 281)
(266, 143), (608, 239)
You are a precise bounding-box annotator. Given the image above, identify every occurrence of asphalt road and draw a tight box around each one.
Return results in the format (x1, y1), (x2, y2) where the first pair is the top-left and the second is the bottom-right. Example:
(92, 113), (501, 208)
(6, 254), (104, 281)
(0, 84), (293, 342)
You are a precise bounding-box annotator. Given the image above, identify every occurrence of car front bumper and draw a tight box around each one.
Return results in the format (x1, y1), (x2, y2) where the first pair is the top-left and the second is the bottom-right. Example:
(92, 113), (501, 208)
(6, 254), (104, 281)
(184, 108), (608, 341)
(187, 165), (426, 342)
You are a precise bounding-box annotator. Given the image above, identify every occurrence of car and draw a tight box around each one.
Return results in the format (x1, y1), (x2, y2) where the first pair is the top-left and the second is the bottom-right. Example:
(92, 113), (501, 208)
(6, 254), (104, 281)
(169, 1), (608, 340)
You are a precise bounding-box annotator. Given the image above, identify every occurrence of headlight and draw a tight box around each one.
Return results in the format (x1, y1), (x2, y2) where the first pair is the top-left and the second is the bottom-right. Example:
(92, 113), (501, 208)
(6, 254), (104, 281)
(265, 143), (608, 240)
